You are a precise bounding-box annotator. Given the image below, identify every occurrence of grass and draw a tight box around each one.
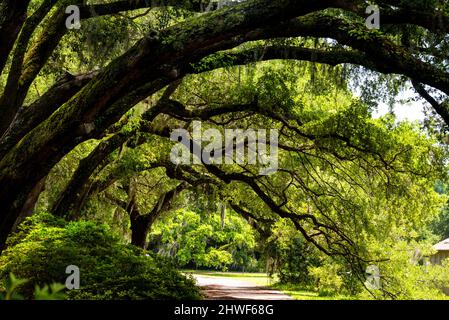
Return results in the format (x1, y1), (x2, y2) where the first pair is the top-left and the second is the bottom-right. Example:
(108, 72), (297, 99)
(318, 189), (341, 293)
(182, 270), (276, 286)
(271, 283), (356, 300)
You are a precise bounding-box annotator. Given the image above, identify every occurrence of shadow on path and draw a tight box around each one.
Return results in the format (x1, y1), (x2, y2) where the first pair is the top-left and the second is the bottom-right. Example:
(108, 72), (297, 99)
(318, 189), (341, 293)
(192, 275), (294, 300)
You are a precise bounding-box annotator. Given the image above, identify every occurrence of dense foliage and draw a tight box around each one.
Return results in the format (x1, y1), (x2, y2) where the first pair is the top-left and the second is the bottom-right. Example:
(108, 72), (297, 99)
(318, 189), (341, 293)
(149, 208), (258, 271)
(0, 213), (200, 300)
(1, 0), (449, 300)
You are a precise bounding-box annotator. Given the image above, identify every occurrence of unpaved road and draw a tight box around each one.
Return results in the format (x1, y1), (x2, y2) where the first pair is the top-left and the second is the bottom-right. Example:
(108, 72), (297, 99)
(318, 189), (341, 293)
(192, 275), (294, 300)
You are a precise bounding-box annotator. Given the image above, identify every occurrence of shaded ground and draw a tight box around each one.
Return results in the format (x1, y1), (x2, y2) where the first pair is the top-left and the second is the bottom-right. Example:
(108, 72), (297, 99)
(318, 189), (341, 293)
(192, 274), (294, 300)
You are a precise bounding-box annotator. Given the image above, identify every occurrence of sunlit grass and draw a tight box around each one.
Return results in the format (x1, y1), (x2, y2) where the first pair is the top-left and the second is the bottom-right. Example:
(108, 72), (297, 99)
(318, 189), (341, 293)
(271, 283), (356, 300)
(182, 270), (277, 286)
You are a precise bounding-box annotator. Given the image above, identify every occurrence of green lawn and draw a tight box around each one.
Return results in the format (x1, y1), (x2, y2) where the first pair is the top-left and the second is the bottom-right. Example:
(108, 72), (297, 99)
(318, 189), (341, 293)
(182, 270), (276, 286)
(271, 283), (356, 300)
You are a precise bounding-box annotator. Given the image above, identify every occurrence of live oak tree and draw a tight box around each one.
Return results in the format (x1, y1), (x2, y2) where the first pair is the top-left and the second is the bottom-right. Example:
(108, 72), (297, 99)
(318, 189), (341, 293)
(33, 57), (445, 296)
(1, 0), (449, 271)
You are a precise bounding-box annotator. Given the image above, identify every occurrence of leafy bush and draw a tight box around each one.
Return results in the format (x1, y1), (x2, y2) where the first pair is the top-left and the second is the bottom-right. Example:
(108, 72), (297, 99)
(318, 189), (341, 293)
(196, 248), (233, 271)
(309, 263), (344, 297)
(360, 241), (449, 300)
(264, 220), (321, 286)
(0, 213), (200, 300)
(0, 273), (66, 300)
(0, 274), (29, 300)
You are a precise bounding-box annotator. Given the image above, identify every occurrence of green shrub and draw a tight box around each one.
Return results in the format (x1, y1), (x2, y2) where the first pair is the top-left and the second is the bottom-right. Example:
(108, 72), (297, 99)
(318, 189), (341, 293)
(359, 241), (449, 300)
(264, 219), (321, 286)
(0, 213), (200, 300)
(309, 264), (344, 297)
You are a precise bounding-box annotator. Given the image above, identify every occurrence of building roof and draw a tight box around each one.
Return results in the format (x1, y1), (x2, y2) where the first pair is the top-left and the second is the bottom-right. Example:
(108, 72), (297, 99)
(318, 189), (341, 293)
(434, 238), (449, 251)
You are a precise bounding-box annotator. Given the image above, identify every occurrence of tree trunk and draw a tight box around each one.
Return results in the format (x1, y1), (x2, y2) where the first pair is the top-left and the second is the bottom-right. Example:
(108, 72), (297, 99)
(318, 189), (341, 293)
(0, 0), (30, 75)
(11, 176), (47, 232)
(0, 175), (41, 252)
(51, 133), (125, 218)
(129, 183), (187, 248)
(0, 0), (32, 134)
(130, 215), (153, 249)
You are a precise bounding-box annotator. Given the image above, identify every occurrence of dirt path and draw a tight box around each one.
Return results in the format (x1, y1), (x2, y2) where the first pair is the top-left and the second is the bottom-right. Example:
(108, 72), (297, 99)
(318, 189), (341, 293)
(192, 275), (294, 300)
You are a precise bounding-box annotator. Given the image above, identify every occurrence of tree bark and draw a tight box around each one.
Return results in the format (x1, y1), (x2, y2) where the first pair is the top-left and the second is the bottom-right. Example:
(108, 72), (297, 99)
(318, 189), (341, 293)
(106, 181), (188, 249)
(52, 133), (126, 218)
(130, 183), (187, 248)
(130, 214), (155, 249)
(0, 0), (31, 75)
(11, 176), (47, 232)
(0, 72), (96, 159)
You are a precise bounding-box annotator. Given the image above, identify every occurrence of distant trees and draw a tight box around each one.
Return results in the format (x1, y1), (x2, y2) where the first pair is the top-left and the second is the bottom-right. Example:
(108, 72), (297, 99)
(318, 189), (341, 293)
(149, 208), (258, 271)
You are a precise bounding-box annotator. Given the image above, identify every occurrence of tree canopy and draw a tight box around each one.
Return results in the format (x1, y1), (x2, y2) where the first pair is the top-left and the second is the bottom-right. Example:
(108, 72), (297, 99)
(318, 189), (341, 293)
(1, 0), (449, 299)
